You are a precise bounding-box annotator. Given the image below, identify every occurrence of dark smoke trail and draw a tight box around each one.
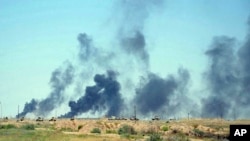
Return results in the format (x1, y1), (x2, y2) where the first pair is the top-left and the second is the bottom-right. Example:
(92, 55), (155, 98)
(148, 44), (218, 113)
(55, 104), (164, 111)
(78, 33), (93, 61)
(202, 36), (239, 118)
(120, 31), (149, 65)
(117, 0), (163, 32)
(77, 32), (114, 65)
(117, 0), (163, 67)
(135, 73), (177, 114)
(61, 70), (124, 118)
(16, 99), (38, 118)
(238, 18), (250, 108)
(18, 62), (74, 117)
(134, 68), (191, 116)
(37, 62), (74, 115)
(177, 68), (190, 94)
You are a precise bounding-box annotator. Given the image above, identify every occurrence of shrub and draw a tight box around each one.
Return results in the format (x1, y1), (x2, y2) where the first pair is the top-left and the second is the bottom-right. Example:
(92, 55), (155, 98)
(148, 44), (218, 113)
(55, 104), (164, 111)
(167, 132), (190, 141)
(172, 129), (178, 134)
(22, 124), (35, 130)
(161, 126), (169, 131)
(96, 121), (102, 125)
(193, 124), (199, 129)
(142, 127), (158, 135)
(147, 133), (163, 141)
(0, 124), (16, 129)
(193, 128), (204, 137)
(118, 124), (136, 135)
(60, 127), (75, 132)
(91, 128), (101, 134)
(78, 125), (83, 130)
(106, 130), (117, 134)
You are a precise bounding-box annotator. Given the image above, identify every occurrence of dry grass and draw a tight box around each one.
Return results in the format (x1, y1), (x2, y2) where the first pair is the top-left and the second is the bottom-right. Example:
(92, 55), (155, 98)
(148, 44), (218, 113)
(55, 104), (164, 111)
(1, 118), (249, 141)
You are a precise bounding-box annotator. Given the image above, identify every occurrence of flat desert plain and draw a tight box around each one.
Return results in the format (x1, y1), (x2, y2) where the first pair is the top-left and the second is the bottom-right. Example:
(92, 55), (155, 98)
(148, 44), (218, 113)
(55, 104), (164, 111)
(0, 118), (249, 141)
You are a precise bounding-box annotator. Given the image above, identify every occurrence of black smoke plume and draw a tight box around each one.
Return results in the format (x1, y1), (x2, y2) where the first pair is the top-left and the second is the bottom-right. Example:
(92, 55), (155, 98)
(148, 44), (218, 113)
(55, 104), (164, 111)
(37, 62), (74, 115)
(17, 62), (74, 117)
(120, 31), (149, 65)
(202, 36), (239, 118)
(78, 33), (93, 61)
(117, 0), (163, 68)
(61, 70), (124, 118)
(238, 18), (250, 108)
(135, 74), (177, 114)
(77, 32), (115, 70)
(134, 68), (191, 116)
(16, 99), (38, 118)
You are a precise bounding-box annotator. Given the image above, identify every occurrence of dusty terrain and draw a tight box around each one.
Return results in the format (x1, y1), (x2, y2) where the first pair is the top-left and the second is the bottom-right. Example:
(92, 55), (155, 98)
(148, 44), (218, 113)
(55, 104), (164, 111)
(1, 118), (250, 141)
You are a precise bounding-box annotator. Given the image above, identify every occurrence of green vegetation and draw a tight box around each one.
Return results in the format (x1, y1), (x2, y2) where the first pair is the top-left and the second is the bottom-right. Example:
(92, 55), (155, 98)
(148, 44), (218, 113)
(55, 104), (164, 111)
(78, 125), (83, 131)
(118, 124), (142, 140)
(0, 119), (233, 141)
(21, 124), (35, 130)
(166, 132), (191, 141)
(0, 129), (108, 141)
(60, 127), (75, 132)
(35, 122), (55, 130)
(91, 128), (101, 134)
(106, 129), (117, 134)
(147, 133), (163, 141)
(0, 127), (129, 141)
(161, 126), (169, 131)
(0, 124), (16, 129)
(118, 124), (136, 135)
(193, 128), (205, 137)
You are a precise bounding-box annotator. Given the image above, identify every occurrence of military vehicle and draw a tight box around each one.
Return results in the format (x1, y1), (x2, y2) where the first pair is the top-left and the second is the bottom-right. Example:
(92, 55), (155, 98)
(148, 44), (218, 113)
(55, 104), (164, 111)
(36, 117), (44, 122)
(130, 116), (139, 121)
(152, 116), (160, 120)
(49, 117), (56, 121)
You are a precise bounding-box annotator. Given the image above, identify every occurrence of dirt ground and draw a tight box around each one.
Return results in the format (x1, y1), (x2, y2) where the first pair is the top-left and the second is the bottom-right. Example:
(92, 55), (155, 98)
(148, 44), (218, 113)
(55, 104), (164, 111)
(2, 118), (250, 141)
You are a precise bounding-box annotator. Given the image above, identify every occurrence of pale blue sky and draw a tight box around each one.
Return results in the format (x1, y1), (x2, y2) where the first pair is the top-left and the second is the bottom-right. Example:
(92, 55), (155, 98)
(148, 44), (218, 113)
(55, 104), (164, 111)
(0, 0), (249, 117)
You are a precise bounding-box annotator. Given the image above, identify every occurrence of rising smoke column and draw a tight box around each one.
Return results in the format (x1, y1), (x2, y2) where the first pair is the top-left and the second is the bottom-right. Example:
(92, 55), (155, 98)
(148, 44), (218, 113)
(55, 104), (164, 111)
(134, 68), (192, 116)
(17, 62), (74, 117)
(74, 32), (117, 100)
(134, 73), (177, 114)
(78, 33), (95, 61)
(65, 0), (165, 118)
(117, 0), (163, 68)
(61, 70), (124, 118)
(16, 99), (38, 118)
(202, 36), (239, 118)
(78, 33), (91, 60)
(115, 0), (197, 118)
(37, 62), (74, 115)
(77, 32), (114, 67)
(238, 18), (250, 109)
(120, 31), (149, 66)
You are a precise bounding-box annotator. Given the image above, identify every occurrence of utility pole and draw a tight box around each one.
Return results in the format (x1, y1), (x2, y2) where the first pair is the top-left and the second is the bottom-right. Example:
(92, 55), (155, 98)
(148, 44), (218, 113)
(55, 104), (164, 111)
(134, 105), (136, 119)
(17, 105), (19, 119)
(134, 105), (137, 123)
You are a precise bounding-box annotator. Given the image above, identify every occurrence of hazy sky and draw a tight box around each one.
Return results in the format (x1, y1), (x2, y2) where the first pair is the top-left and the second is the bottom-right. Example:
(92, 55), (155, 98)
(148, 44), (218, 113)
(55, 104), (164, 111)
(0, 0), (249, 117)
